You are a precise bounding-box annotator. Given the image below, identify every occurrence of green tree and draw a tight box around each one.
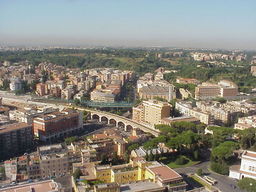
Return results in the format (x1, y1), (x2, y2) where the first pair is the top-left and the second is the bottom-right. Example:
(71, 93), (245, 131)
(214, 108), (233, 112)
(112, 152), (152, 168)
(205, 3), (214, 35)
(73, 168), (82, 180)
(64, 136), (78, 145)
(127, 143), (139, 152)
(196, 168), (203, 176)
(211, 141), (239, 164)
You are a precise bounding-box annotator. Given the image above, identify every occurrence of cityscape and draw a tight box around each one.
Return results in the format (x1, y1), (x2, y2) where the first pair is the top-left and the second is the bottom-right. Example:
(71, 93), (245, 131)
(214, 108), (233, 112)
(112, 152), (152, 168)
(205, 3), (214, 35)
(0, 1), (256, 192)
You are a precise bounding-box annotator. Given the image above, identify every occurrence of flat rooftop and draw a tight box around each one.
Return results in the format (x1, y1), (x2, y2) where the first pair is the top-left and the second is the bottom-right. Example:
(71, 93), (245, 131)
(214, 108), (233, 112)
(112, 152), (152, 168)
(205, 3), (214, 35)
(244, 150), (256, 158)
(147, 165), (182, 182)
(120, 181), (164, 192)
(0, 122), (31, 134)
(0, 180), (59, 192)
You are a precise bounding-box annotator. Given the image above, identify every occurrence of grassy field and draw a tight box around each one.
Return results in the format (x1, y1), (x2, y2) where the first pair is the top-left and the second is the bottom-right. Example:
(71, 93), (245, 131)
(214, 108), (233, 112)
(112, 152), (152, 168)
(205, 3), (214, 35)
(166, 156), (200, 169)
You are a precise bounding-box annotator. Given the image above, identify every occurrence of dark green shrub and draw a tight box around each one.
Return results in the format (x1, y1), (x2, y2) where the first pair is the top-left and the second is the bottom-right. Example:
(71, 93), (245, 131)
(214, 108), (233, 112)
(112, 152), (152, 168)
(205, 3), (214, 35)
(175, 156), (188, 165)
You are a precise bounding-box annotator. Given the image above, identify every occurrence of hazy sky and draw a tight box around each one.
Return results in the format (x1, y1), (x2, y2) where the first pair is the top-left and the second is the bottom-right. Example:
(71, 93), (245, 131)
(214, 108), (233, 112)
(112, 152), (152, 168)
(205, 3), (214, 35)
(0, 0), (256, 49)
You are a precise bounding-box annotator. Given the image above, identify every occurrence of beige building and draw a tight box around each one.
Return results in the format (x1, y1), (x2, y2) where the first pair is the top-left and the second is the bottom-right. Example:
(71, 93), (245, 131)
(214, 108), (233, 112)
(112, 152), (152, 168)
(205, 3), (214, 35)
(195, 83), (220, 100)
(38, 144), (70, 178)
(234, 115), (256, 130)
(195, 80), (238, 100)
(175, 102), (213, 125)
(91, 90), (116, 102)
(251, 66), (256, 76)
(0, 180), (61, 192)
(132, 100), (171, 127)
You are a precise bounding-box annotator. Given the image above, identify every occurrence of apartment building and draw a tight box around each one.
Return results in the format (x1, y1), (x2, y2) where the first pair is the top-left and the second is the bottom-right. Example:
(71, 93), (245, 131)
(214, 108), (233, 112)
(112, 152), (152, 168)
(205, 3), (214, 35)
(36, 83), (48, 96)
(175, 102), (213, 125)
(196, 100), (256, 125)
(91, 89), (116, 102)
(33, 109), (83, 142)
(132, 100), (171, 127)
(87, 130), (127, 157)
(4, 143), (81, 181)
(229, 150), (256, 180)
(9, 107), (58, 125)
(9, 78), (22, 91)
(38, 144), (70, 178)
(0, 123), (33, 160)
(234, 115), (256, 130)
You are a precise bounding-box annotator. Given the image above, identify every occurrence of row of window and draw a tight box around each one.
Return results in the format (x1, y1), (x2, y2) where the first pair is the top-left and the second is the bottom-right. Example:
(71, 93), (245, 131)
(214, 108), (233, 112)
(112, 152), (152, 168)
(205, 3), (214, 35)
(249, 166), (256, 172)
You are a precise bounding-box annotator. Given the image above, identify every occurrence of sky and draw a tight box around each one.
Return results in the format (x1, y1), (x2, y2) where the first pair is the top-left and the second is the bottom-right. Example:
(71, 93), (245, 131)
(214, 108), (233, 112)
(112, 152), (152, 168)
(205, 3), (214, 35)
(0, 0), (256, 49)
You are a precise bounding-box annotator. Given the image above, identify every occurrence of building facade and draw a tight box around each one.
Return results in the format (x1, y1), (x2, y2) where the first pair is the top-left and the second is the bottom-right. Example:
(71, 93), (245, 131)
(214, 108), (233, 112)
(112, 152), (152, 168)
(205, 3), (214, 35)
(132, 100), (171, 127)
(0, 123), (33, 160)
(229, 150), (256, 180)
(33, 109), (83, 142)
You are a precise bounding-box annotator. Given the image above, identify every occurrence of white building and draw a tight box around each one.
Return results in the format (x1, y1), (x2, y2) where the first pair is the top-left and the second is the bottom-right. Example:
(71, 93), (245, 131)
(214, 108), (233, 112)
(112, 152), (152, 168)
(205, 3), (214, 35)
(229, 150), (256, 180)
(175, 102), (213, 125)
(9, 78), (22, 91)
(234, 115), (256, 130)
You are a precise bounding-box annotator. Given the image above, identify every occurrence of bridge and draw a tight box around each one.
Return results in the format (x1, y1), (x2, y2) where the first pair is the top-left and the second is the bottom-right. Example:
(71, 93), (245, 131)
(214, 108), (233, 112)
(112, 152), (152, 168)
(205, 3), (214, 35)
(33, 98), (135, 108)
(80, 101), (135, 108)
(75, 107), (160, 137)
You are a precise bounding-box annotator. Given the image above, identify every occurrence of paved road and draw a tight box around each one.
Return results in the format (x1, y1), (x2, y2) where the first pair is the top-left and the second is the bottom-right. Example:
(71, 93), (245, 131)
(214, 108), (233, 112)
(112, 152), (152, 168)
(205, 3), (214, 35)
(175, 161), (243, 192)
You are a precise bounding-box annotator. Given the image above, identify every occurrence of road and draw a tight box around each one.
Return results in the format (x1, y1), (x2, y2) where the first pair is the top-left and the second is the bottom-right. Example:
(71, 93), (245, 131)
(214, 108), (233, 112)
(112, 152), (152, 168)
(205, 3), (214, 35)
(174, 161), (243, 192)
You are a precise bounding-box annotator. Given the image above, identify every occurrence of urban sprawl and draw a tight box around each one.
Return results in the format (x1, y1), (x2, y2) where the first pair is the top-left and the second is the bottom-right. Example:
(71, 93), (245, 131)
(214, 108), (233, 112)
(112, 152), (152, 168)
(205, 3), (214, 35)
(0, 48), (256, 192)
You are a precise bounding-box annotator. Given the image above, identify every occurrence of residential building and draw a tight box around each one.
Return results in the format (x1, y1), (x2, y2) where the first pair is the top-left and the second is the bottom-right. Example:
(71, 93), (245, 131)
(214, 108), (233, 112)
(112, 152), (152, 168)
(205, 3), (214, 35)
(161, 116), (200, 125)
(33, 109), (83, 142)
(175, 102), (213, 125)
(0, 123), (33, 160)
(234, 115), (256, 130)
(9, 107), (58, 124)
(176, 77), (199, 85)
(196, 100), (256, 125)
(36, 83), (48, 96)
(132, 100), (171, 127)
(9, 78), (22, 91)
(91, 89), (116, 102)
(229, 150), (256, 180)
(4, 160), (17, 181)
(61, 85), (75, 100)
(0, 180), (61, 192)
(38, 144), (70, 178)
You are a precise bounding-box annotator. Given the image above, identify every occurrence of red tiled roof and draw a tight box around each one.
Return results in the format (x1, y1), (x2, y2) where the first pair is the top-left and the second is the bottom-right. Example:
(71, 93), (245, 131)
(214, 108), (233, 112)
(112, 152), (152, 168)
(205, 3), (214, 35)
(148, 165), (182, 182)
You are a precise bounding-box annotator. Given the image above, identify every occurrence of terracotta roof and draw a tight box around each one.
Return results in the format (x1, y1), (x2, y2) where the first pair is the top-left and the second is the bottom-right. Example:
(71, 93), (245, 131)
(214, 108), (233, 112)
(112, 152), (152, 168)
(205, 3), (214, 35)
(94, 134), (108, 139)
(148, 165), (182, 182)
(129, 136), (139, 141)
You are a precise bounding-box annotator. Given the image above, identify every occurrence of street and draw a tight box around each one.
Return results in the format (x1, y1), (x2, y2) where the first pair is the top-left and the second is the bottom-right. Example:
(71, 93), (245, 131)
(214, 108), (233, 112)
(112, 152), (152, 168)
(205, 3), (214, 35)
(175, 161), (243, 192)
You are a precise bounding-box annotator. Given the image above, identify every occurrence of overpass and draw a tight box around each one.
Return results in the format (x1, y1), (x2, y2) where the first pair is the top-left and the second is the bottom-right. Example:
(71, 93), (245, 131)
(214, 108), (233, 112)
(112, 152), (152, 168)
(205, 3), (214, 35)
(75, 107), (160, 137)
